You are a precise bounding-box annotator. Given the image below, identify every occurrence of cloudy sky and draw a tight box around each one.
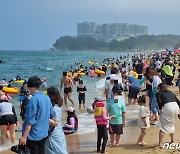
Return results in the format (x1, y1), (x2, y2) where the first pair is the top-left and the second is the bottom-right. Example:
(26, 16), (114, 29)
(0, 0), (180, 50)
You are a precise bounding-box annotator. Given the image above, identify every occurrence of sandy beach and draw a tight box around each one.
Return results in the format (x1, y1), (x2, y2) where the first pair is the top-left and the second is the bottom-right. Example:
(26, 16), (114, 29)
(2, 117), (180, 154)
(1, 87), (180, 154)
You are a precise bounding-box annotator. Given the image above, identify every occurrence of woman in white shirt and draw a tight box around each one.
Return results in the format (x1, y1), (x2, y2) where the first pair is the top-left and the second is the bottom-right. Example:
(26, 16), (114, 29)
(0, 95), (17, 144)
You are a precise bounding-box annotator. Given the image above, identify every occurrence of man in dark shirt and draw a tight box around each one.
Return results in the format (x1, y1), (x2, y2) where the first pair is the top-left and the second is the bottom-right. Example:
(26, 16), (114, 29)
(156, 83), (180, 110)
(135, 60), (144, 80)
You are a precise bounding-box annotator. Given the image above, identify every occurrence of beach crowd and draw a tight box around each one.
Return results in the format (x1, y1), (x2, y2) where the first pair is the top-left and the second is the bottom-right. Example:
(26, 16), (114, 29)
(0, 49), (180, 154)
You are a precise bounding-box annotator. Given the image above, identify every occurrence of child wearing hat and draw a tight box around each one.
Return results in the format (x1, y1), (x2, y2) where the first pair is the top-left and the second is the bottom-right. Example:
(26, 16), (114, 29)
(94, 96), (114, 153)
(63, 107), (78, 134)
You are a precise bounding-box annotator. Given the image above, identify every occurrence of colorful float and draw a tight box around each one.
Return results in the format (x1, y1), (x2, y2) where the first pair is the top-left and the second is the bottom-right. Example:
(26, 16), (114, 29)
(129, 71), (138, 79)
(95, 70), (105, 75)
(77, 72), (86, 76)
(2, 86), (19, 95)
(13, 80), (24, 84)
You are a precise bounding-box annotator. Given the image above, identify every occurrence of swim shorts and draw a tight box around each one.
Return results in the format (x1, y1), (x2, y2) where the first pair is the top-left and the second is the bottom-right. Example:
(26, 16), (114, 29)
(78, 97), (85, 104)
(128, 87), (140, 99)
(0, 115), (16, 125)
(109, 124), (123, 135)
(64, 87), (72, 94)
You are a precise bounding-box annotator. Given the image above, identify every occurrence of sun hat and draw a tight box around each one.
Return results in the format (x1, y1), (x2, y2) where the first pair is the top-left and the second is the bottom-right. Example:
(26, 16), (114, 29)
(95, 96), (105, 102)
(65, 107), (75, 112)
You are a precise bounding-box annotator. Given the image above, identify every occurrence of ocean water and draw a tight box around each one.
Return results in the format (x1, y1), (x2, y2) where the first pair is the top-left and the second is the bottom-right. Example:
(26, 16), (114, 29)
(0, 50), (139, 150)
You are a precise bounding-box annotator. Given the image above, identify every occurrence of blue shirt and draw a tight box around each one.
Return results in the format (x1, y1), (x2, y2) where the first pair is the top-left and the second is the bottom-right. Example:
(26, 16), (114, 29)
(23, 91), (53, 141)
(127, 76), (140, 88)
(106, 97), (126, 125)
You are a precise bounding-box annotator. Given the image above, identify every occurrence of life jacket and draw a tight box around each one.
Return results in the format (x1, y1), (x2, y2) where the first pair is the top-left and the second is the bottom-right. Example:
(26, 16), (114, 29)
(94, 101), (108, 126)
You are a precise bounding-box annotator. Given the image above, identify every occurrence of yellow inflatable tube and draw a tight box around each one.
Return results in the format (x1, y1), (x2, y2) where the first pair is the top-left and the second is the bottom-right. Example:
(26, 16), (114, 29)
(88, 61), (94, 65)
(129, 71), (138, 79)
(13, 80), (24, 84)
(67, 73), (77, 78)
(2, 86), (19, 95)
(77, 72), (86, 76)
(95, 70), (105, 75)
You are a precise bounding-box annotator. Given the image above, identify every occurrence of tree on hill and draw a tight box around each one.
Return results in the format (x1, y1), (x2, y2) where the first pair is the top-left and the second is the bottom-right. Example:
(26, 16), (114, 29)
(53, 36), (109, 51)
(53, 35), (180, 51)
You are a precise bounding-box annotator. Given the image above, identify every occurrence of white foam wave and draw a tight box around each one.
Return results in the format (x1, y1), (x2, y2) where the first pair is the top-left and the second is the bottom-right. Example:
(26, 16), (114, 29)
(77, 113), (96, 134)
(94, 78), (106, 97)
(0, 140), (18, 152)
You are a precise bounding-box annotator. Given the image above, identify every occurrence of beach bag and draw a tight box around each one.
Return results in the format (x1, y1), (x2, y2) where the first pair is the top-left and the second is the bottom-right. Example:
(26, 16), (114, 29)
(11, 145), (31, 154)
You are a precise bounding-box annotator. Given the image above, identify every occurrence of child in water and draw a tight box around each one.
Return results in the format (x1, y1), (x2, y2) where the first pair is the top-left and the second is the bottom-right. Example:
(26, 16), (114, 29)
(94, 97), (114, 153)
(137, 95), (150, 146)
(63, 107), (78, 134)
(77, 80), (87, 109)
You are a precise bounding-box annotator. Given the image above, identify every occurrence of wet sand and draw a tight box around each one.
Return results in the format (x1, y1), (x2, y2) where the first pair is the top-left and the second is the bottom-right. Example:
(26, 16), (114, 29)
(2, 114), (180, 154)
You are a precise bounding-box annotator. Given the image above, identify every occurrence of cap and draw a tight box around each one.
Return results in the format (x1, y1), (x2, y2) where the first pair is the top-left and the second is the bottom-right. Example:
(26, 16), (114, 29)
(42, 78), (46, 82)
(110, 74), (118, 80)
(65, 107), (75, 112)
(95, 96), (105, 102)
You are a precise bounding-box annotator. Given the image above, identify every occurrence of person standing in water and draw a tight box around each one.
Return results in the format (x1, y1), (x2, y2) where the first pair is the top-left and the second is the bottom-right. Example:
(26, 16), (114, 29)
(60, 72), (74, 106)
(77, 80), (87, 109)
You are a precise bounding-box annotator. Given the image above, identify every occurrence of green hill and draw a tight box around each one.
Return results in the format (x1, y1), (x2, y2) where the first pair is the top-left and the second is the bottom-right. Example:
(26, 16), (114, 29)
(53, 35), (180, 51)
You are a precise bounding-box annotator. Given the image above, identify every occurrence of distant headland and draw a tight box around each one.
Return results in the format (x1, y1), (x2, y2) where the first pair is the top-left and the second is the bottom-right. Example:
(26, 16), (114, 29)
(51, 22), (180, 51)
(52, 34), (180, 51)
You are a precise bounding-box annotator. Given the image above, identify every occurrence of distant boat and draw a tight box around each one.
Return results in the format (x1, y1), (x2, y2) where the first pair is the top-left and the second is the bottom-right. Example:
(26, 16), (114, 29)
(46, 68), (53, 71)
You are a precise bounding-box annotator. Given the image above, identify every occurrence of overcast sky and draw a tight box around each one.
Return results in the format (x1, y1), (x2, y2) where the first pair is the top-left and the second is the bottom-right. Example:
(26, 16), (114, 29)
(0, 0), (180, 50)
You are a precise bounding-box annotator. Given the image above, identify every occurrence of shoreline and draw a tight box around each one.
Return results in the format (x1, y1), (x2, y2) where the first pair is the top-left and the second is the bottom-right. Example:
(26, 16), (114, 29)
(3, 115), (180, 154)
(1, 88), (180, 154)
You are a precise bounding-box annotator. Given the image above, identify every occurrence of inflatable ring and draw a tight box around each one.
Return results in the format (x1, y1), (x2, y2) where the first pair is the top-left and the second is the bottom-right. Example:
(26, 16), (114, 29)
(88, 61), (94, 65)
(13, 80), (24, 84)
(2, 86), (19, 95)
(95, 70), (105, 75)
(129, 71), (138, 79)
(77, 72), (86, 76)
(67, 73), (73, 77)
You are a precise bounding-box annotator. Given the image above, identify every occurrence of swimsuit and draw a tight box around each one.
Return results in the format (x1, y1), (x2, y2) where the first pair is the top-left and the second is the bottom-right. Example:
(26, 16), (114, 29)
(64, 87), (72, 94)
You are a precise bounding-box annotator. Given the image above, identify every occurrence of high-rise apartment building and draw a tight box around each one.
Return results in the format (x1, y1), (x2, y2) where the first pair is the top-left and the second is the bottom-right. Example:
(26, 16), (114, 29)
(77, 22), (148, 42)
(77, 22), (97, 36)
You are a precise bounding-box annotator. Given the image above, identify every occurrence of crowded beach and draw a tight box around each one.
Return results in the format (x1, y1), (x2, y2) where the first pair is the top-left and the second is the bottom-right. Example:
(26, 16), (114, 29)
(0, 49), (180, 154)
